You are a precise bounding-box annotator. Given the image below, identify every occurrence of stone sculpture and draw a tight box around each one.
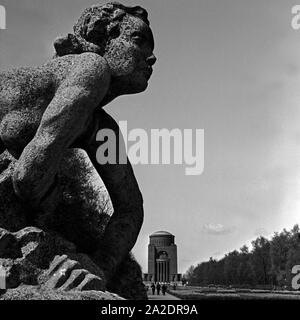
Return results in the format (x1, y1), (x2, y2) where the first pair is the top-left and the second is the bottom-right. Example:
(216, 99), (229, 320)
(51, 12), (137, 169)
(0, 1), (156, 300)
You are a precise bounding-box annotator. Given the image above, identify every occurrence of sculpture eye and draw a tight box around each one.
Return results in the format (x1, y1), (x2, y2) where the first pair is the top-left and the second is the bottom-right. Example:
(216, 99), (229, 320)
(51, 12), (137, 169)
(132, 32), (146, 46)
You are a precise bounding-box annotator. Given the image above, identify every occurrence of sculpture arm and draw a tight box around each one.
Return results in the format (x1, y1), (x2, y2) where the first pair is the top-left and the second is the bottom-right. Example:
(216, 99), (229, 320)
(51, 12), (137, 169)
(85, 110), (144, 281)
(12, 53), (111, 208)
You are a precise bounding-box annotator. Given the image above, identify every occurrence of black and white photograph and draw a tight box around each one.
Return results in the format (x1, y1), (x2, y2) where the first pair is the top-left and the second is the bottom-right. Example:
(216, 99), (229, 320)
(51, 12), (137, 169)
(0, 0), (300, 313)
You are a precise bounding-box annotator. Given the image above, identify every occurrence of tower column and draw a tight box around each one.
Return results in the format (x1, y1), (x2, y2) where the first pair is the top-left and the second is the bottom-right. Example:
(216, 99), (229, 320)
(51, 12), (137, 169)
(158, 261), (161, 282)
(165, 261), (167, 282)
(166, 261), (168, 282)
(160, 261), (162, 282)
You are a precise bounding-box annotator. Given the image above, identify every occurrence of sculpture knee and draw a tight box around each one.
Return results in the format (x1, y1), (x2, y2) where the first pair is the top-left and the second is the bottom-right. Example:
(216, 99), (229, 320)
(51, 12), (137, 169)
(12, 166), (57, 208)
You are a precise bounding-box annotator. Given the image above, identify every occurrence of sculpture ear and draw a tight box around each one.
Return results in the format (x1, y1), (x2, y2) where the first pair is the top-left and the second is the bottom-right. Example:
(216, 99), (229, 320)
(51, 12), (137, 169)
(86, 18), (106, 42)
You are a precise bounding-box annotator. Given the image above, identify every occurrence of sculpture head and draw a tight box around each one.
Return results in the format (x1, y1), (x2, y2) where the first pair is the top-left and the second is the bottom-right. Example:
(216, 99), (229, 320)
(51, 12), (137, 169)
(54, 2), (156, 94)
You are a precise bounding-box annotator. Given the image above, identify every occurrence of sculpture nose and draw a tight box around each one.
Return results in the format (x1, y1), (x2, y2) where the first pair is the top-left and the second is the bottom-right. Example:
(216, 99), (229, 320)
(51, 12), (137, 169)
(147, 54), (157, 66)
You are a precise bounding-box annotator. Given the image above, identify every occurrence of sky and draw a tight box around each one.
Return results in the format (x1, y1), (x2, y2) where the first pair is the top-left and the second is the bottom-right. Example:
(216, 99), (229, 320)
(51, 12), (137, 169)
(1, 0), (300, 274)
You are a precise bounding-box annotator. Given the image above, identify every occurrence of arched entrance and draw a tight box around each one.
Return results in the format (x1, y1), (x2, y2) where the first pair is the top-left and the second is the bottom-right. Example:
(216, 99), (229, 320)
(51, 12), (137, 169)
(156, 251), (169, 282)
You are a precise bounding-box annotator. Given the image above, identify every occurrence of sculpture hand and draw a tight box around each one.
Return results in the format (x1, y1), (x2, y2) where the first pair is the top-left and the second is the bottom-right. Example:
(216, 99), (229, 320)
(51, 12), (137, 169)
(43, 255), (106, 292)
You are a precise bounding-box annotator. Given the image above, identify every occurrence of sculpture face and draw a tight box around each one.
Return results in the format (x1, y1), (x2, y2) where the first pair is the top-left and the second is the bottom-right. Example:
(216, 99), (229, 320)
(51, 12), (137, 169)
(103, 15), (156, 94)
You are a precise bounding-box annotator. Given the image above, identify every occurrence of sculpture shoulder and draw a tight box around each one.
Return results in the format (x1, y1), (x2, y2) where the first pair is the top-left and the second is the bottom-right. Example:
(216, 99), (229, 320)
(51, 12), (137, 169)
(72, 53), (111, 79)
(47, 53), (111, 90)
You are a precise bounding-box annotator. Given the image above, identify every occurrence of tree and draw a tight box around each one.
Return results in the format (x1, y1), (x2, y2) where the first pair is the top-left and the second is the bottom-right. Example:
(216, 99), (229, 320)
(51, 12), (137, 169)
(250, 237), (271, 285)
(184, 225), (300, 289)
(184, 265), (196, 285)
(224, 250), (240, 285)
(270, 229), (295, 286)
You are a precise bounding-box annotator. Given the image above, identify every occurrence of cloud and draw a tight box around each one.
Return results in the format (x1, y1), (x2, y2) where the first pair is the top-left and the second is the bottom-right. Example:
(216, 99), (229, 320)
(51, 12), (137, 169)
(202, 223), (235, 236)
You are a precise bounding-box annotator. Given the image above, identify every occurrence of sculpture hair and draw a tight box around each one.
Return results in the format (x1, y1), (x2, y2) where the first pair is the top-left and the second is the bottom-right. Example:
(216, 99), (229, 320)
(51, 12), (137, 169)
(54, 2), (149, 57)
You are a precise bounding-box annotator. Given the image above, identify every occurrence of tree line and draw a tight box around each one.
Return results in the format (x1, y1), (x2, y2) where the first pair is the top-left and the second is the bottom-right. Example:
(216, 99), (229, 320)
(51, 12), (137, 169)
(184, 225), (300, 289)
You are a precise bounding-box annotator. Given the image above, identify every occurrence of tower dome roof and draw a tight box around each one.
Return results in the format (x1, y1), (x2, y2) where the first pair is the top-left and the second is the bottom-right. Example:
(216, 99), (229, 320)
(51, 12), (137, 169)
(150, 230), (173, 237)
